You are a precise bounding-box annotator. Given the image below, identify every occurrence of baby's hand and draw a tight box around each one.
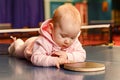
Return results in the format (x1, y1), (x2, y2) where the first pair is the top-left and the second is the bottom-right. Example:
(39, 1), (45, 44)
(52, 51), (70, 68)
(56, 57), (69, 68)
(52, 51), (67, 59)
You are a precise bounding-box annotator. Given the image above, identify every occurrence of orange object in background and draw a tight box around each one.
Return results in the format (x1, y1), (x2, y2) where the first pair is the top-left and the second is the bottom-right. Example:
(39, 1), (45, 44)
(75, 2), (88, 25)
(102, 1), (108, 12)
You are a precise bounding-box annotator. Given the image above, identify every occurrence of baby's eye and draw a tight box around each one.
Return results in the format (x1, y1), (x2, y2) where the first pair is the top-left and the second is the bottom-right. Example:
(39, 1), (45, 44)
(61, 34), (67, 38)
(71, 37), (75, 39)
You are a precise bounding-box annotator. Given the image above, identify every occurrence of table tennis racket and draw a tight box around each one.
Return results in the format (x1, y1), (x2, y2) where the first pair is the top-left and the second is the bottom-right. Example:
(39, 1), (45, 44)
(63, 62), (105, 72)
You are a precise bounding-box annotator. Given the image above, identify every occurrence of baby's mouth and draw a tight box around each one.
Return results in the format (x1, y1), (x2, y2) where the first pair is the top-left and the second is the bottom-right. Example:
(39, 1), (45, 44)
(62, 45), (68, 49)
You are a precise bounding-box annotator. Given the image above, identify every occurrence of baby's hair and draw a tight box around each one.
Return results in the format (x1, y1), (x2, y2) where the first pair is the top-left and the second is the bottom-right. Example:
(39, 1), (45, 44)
(52, 3), (81, 26)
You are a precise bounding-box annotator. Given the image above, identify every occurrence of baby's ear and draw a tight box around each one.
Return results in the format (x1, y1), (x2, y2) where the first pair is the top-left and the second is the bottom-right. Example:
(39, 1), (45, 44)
(48, 23), (54, 34)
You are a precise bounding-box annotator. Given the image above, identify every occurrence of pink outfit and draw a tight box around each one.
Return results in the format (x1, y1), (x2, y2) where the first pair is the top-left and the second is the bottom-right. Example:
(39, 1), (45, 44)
(23, 19), (86, 67)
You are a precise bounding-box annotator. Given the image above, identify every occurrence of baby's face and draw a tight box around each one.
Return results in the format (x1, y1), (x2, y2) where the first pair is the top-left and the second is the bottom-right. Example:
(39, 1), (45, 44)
(52, 21), (80, 49)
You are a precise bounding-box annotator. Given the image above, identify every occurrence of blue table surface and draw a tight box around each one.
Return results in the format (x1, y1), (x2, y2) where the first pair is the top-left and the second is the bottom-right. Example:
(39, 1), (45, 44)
(0, 44), (120, 80)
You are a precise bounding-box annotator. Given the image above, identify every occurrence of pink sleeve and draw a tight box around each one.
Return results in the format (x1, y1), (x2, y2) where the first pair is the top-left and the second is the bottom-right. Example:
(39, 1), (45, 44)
(67, 40), (86, 62)
(30, 41), (58, 67)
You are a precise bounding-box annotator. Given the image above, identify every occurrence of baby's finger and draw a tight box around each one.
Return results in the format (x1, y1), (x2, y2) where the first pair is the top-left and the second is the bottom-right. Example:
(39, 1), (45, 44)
(54, 52), (61, 56)
(56, 63), (60, 69)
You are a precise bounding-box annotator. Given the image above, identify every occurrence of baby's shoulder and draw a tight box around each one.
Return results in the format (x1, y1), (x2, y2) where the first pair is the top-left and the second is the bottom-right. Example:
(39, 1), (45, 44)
(34, 36), (53, 49)
(71, 39), (82, 47)
(35, 36), (51, 44)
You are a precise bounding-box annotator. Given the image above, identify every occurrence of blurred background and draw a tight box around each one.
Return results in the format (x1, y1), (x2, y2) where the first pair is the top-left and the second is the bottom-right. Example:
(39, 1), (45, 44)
(0, 0), (120, 46)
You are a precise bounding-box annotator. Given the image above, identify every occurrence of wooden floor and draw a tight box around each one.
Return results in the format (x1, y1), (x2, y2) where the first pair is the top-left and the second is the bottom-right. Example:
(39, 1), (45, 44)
(0, 36), (109, 46)
(0, 32), (120, 46)
(0, 38), (27, 44)
(0, 31), (38, 44)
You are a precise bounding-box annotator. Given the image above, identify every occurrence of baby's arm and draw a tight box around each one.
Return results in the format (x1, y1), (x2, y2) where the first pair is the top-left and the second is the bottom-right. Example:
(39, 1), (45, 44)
(66, 40), (86, 62)
(53, 40), (86, 63)
(31, 46), (56, 66)
(30, 42), (68, 68)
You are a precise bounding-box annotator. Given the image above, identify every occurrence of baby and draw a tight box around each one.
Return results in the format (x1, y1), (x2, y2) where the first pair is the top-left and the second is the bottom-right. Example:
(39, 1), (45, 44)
(8, 3), (86, 68)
